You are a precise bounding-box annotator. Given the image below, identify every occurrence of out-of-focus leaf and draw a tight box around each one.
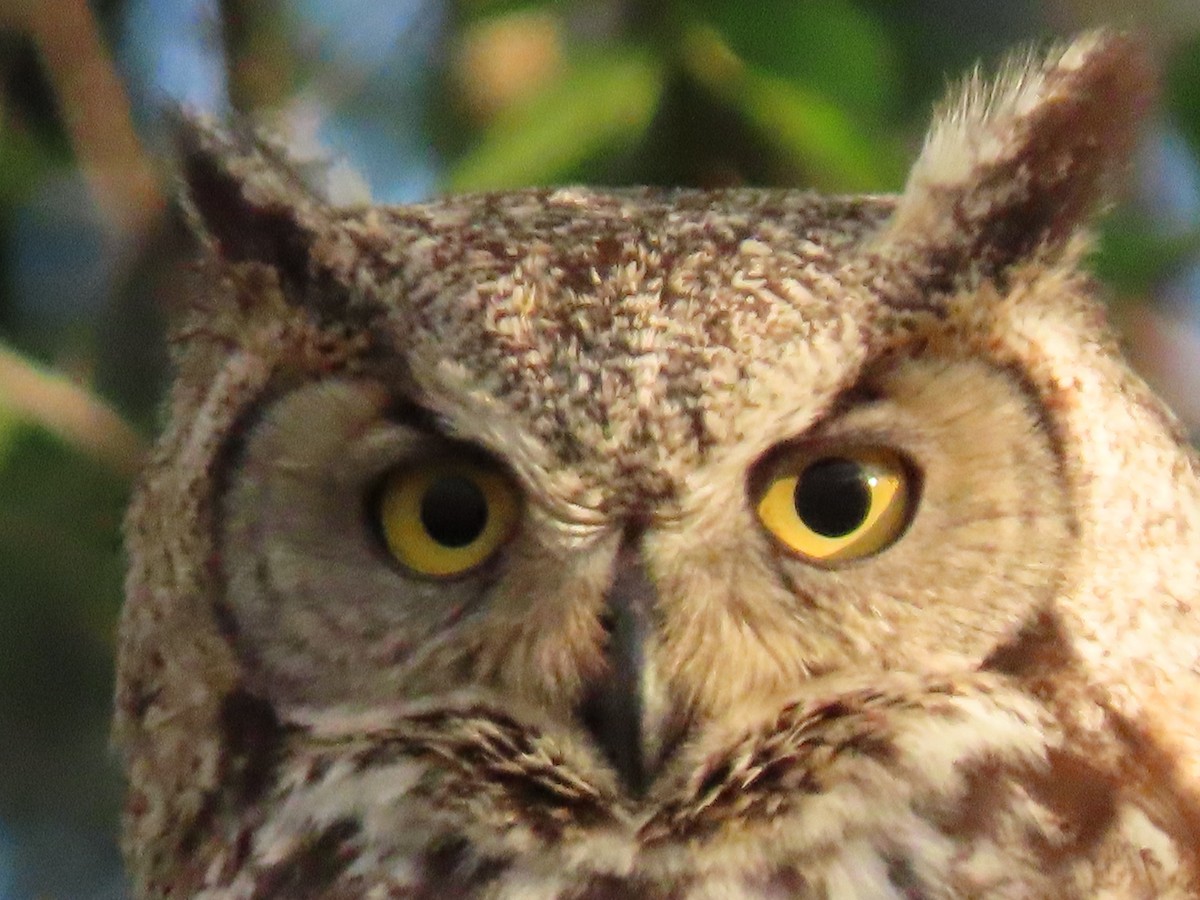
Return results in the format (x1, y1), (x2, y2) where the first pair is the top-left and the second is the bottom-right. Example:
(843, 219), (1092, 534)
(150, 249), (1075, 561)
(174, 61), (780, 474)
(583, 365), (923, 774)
(0, 425), (127, 643)
(457, 0), (568, 23)
(683, 26), (902, 192)
(0, 125), (54, 207)
(736, 67), (903, 191)
(0, 423), (125, 842)
(447, 48), (664, 190)
(1167, 33), (1200, 158)
(0, 400), (20, 469)
(684, 0), (897, 119)
(1093, 211), (1200, 295)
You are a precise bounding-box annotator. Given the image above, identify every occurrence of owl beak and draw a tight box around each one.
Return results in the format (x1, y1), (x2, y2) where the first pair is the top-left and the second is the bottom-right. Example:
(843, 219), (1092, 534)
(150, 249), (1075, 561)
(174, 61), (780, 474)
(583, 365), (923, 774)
(578, 540), (660, 797)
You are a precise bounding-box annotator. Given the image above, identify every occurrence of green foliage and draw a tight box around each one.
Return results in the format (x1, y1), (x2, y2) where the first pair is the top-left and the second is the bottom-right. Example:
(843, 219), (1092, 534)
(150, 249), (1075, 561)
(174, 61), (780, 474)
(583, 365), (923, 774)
(0, 399), (21, 469)
(0, 125), (56, 208)
(0, 425), (127, 642)
(1168, 32), (1200, 158)
(680, 25), (903, 191)
(440, 0), (908, 192)
(0, 422), (127, 829)
(684, 0), (898, 120)
(1094, 211), (1200, 298)
(449, 49), (665, 190)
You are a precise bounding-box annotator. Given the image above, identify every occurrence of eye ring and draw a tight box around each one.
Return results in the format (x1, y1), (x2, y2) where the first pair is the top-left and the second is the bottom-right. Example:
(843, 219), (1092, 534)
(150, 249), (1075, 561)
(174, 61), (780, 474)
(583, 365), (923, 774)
(754, 446), (915, 566)
(376, 459), (521, 578)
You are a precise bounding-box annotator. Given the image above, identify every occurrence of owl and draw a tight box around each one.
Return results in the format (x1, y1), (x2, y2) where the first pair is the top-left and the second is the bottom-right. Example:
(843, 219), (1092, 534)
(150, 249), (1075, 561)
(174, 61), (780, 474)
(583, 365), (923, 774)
(115, 31), (1200, 898)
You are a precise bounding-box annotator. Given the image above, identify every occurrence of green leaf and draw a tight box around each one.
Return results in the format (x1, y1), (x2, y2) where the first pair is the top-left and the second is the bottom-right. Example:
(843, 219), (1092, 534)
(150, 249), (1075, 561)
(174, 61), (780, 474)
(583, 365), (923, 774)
(681, 26), (902, 191)
(736, 66), (903, 191)
(0, 424), (127, 829)
(1167, 33), (1200, 158)
(447, 49), (665, 190)
(457, 0), (569, 22)
(1092, 211), (1200, 295)
(0, 395), (21, 471)
(683, 0), (898, 119)
(0, 119), (55, 206)
(0, 426), (128, 648)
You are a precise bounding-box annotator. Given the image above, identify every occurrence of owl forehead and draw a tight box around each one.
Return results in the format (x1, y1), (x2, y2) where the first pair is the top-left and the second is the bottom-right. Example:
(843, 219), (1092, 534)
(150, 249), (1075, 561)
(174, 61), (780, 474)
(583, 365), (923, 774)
(361, 189), (891, 508)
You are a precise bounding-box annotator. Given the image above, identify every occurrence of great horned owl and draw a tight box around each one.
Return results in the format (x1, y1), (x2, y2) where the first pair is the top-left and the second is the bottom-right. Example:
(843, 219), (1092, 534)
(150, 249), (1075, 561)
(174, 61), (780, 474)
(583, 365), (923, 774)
(115, 32), (1200, 897)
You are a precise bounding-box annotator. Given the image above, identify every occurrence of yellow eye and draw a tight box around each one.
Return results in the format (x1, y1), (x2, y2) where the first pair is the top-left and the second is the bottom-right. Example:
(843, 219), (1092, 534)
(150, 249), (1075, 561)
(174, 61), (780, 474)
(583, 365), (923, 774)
(377, 460), (520, 577)
(755, 448), (913, 565)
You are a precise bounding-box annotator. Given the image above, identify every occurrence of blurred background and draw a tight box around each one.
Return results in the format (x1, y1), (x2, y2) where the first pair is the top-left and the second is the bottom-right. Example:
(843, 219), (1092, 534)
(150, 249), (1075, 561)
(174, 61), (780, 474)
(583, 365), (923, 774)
(1, 0), (1199, 896)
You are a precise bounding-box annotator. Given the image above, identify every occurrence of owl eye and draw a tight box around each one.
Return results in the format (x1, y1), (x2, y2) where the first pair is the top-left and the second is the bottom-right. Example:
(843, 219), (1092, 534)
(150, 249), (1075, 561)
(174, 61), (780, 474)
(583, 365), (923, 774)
(755, 448), (913, 565)
(377, 460), (520, 577)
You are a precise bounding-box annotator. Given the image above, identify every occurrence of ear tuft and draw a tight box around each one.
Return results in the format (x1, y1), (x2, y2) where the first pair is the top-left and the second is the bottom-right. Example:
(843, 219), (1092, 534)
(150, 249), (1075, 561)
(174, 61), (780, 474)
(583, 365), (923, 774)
(875, 31), (1154, 300)
(174, 112), (331, 280)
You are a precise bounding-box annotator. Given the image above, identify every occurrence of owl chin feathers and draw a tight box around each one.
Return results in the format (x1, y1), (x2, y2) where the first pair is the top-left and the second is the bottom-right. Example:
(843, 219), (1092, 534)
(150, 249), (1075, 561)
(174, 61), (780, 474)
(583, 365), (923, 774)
(205, 673), (1175, 897)
(116, 31), (1200, 899)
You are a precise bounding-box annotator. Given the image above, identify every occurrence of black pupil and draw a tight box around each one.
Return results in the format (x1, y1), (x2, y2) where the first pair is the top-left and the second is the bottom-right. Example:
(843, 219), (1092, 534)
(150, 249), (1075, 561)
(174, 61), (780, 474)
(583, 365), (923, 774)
(420, 475), (489, 548)
(793, 458), (872, 538)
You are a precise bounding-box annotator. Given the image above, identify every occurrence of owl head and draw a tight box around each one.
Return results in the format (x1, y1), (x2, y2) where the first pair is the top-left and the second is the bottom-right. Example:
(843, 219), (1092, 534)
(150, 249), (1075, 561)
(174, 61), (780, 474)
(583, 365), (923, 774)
(116, 32), (1200, 896)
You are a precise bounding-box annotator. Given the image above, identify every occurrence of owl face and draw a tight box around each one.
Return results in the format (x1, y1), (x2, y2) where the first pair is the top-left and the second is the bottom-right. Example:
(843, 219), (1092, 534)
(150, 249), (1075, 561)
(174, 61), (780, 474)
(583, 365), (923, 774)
(219, 189), (1072, 763)
(116, 33), (1200, 897)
